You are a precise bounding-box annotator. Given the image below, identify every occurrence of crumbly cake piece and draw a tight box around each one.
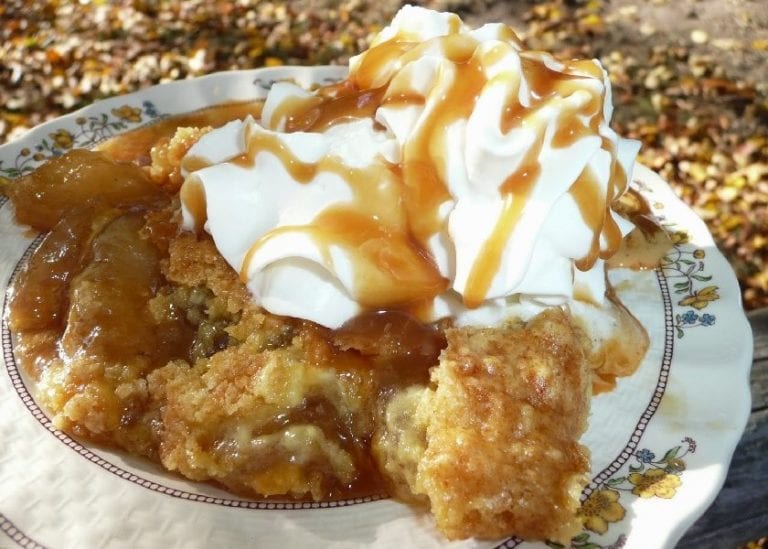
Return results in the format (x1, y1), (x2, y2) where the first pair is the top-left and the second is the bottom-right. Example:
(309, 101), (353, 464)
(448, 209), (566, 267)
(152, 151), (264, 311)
(151, 231), (383, 499)
(163, 230), (252, 315)
(148, 321), (378, 500)
(145, 126), (213, 193)
(372, 384), (431, 503)
(373, 308), (591, 543)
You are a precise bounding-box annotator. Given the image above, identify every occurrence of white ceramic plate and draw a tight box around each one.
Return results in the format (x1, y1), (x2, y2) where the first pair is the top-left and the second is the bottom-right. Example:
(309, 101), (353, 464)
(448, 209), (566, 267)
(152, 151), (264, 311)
(0, 66), (753, 549)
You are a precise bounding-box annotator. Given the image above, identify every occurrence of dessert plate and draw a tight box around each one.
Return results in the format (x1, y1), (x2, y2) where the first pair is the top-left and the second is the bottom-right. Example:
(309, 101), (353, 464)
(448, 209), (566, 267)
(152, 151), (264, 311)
(0, 66), (753, 549)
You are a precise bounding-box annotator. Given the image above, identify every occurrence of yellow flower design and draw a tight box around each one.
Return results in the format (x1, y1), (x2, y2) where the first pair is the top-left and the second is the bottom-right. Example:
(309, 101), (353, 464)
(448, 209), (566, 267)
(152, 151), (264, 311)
(580, 488), (626, 534)
(50, 129), (74, 149)
(670, 230), (690, 245)
(692, 249), (706, 259)
(628, 468), (681, 499)
(111, 105), (142, 123)
(679, 285), (719, 310)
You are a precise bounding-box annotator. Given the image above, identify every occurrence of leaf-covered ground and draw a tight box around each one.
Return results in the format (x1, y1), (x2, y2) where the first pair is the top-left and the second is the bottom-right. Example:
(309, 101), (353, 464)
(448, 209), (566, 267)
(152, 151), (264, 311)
(1, 0), (765, 309)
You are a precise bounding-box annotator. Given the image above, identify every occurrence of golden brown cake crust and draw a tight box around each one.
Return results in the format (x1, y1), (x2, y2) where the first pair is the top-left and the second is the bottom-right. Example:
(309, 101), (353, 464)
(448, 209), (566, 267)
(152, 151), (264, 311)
(145, 126), (213, 193)
(149, 326), (378, 500)
(414, 309), (591, 543)
(164, 231), (252, 314)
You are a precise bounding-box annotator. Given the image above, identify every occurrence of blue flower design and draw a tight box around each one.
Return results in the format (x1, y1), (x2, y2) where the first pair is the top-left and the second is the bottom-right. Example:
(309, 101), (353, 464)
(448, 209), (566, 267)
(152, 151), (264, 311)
(143, 100), (159, 118)
(699, 314), (716, 326)
(635, 449), (655, 463)
(680, 310), (698, 325)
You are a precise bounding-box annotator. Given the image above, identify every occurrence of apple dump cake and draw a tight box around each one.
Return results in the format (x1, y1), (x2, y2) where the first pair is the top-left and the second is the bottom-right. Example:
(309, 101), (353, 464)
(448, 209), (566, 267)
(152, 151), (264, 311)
(2, 6), (671, 544)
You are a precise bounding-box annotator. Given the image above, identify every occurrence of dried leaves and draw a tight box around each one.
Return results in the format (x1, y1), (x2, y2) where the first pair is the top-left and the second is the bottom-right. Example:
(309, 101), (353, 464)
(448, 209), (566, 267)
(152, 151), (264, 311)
(0, 0), (395, 141)
(0, 0), (766, 308)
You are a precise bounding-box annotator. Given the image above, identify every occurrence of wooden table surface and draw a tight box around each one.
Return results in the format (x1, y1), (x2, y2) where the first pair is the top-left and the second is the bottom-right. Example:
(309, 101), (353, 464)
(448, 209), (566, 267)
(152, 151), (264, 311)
(677, 308), (768, 548)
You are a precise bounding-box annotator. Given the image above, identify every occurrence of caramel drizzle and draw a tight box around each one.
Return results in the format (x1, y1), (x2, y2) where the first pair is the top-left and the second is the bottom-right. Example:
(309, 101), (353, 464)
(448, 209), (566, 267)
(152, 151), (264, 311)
(463, 128), (544, 308)
(401, 34), (487, 246)
(352, 41), (418, 90)
(185, 28), (631, 310)
(280, 86), (387, 133)
(463, 54), (626, 304)
(268, 94), (324, 131)
(181, 155), (211, 174)
(180, 178), (207, 234)
(235, 127), (447, 311)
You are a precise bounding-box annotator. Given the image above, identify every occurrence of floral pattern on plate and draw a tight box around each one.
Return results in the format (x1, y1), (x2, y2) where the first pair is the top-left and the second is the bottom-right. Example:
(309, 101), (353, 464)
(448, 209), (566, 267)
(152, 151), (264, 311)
(661, 230), (719, 338)
(0, 101), (162, 180)
(554, 438), (698, 549)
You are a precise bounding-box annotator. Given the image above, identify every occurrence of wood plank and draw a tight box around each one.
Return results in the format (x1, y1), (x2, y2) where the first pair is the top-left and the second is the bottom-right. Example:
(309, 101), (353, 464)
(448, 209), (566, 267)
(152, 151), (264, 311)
(750, 309), (768, 416)
(751, 308), (768, 362)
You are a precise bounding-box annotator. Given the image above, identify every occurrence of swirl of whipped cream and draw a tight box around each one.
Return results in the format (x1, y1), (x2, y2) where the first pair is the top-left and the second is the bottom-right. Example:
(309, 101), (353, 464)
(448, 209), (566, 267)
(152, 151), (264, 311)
(179, 5), (640, 329)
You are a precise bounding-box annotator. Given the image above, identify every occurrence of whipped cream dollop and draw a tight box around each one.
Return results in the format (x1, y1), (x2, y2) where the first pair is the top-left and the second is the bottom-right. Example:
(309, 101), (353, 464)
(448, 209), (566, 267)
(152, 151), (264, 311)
(179, 5), (641, 329)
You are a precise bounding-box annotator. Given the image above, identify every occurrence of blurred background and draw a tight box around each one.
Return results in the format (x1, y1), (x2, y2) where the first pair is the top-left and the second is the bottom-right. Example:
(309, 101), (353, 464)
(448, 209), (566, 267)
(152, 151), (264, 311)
(0, 0), (766, 310)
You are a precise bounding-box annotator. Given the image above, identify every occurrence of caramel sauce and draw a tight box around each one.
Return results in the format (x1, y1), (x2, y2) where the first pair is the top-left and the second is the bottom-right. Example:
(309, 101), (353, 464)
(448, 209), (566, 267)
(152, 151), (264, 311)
(7, 208), (101, 335)
(351, 41), (418, 89)
(234, 125), (315, 179)
(463, 194), (524, 308)
(309, 206), (447, 309)
(551, 117), (592, 148)
(232, 35), (544, 311)
(269, 94), (324, 130)
(6, 150), (196, 378)
(522, 56), (576, 100)
(607, 188), (672, 269)
(570, 169), (604, 272)
(180, 154), (212, 175)
(401, 36), (485, 246)
(464, 126), (544, 307)
(460, 53), (629, 303)
(335, 309), (445, 387)
(179, 178), (207, 234)
(284, 87), (386, 133)
(382, 91), (426, 109)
